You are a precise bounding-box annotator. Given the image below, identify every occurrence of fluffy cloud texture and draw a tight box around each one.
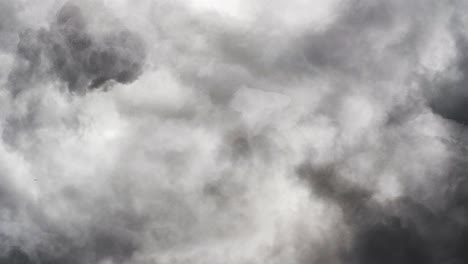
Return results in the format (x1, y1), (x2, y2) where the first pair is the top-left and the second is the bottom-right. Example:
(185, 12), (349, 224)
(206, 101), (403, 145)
(1, 0), (468, 263)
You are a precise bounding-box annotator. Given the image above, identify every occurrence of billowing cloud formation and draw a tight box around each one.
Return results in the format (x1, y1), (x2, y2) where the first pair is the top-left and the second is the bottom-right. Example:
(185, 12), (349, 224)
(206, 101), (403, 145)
(1, 0), (468, 263)
(8, 1), (147, 95)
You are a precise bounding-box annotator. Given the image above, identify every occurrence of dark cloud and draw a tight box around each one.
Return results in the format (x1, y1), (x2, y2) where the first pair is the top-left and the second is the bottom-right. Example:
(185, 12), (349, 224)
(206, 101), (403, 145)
(426, 6), (468, 125)
(429, 37), (468, 125)
(0, 247), (32, 264)
(296, 147), (468, 264)
(8, 2), (147, 95)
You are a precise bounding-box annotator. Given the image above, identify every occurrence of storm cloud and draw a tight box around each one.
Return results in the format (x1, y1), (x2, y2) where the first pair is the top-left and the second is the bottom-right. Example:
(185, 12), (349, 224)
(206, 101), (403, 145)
(8, 1), (147, 95)
(1, 0), (468, 263)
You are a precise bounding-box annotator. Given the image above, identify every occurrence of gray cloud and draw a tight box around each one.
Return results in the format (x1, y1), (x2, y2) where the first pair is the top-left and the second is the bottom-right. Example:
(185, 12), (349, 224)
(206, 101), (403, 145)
(429, 34), (468, 124)
(8, 1), (147, 95)
(1, 0), (468, 263)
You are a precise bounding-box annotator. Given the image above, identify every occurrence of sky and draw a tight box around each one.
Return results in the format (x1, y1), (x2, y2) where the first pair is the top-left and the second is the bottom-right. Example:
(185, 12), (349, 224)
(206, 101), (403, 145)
(1, 0), (468, 263)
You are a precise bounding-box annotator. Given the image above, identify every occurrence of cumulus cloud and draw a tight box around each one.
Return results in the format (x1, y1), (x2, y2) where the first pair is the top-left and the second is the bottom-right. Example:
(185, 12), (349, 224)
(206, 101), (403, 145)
(1, 0), (468, 263)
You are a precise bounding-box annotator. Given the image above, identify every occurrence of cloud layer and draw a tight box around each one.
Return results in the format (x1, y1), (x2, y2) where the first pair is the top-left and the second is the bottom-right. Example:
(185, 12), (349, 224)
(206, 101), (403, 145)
(1, 0), (468, 263)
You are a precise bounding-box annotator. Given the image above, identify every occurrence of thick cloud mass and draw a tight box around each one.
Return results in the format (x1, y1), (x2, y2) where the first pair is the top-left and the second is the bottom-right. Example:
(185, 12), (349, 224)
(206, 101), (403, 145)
(8, 2), (146, 95)
(2, 0), (468, 263)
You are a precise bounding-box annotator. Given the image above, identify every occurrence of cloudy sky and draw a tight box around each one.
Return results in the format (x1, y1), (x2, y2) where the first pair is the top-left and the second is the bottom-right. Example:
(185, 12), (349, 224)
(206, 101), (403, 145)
(1, 0), (468, 263)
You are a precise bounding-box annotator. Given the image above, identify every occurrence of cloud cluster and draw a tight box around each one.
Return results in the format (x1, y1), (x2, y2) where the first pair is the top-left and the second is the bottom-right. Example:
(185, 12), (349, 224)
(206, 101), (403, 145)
(8, 1), (147, 95)
(1, 0), (468, 263)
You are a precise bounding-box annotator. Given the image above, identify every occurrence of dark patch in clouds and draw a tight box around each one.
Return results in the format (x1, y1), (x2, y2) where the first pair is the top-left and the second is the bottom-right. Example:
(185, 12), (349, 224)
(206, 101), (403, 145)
(430, 35), (468, 125)
(8, 2), (147, 95)
(296, 154), (468, 264)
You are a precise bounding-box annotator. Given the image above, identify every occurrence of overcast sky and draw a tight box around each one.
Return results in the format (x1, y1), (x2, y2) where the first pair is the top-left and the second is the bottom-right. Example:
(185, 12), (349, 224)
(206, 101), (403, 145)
(1, 0), (468, 263)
